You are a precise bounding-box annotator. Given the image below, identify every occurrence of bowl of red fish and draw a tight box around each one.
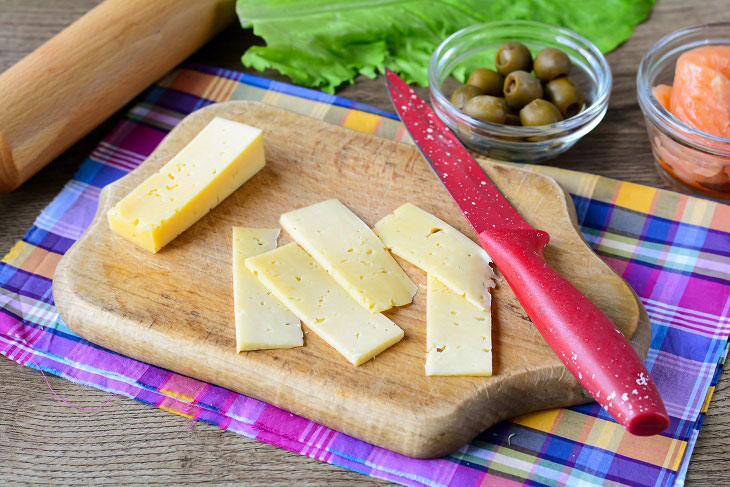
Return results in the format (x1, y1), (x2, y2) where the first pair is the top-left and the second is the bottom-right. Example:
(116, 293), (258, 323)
(637, 23), (730, 200)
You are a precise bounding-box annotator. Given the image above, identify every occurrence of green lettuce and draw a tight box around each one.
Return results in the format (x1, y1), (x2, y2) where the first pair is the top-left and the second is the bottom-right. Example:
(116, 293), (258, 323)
(237, 0), (654, 93)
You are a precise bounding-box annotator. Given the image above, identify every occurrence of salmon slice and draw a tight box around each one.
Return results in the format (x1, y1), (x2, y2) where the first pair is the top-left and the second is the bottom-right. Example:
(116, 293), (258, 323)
(669, 46), (730, 138)
(652, 84), (672, 111)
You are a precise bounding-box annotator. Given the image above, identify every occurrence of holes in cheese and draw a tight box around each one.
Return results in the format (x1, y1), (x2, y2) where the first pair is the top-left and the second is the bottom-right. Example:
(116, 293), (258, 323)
(107, 117), (266, 253)
(245, 243), (404, 366)
(232, 227), (303, 352)
(426, 275), (492, 376)
(373, 203), (496, 311)
(280, 199), (417, 313)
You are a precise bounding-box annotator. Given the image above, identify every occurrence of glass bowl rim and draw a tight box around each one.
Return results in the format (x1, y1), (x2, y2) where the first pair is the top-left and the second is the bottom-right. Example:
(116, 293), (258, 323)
(637, 22), (730, 153)
(427, 20), (612, 138)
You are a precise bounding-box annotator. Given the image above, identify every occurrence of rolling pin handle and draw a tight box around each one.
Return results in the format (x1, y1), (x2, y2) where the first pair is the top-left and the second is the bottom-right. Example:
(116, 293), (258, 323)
(0, 0), (236, 193)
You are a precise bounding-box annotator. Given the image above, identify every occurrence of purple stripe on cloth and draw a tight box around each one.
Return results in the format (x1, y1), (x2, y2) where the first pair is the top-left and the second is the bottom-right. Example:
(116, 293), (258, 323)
(0, 267), (53, 303)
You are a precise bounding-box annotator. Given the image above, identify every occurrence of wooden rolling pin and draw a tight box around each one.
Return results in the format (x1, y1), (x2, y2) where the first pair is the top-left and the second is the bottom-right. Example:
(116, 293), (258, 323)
(0, 0), (236, 192)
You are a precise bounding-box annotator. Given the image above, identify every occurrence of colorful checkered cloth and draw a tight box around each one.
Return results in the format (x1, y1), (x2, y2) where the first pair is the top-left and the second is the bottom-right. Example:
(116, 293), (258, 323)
(1, 64), (728, 487)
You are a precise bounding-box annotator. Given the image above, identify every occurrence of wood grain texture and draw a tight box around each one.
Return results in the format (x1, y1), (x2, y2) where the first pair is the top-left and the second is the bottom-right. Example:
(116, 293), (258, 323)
(53, 101), (649, 458)
(0, 360), (387, 486)
(1, 0), (729, 484)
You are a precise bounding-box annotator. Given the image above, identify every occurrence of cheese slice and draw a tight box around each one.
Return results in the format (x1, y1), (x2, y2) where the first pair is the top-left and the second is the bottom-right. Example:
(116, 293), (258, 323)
(280, 199), (417, 313)
(232, 227), (303, 352)
(108, 117), (266, 253)
(426, 275), (492, 376)
(245, 243), (404, 366)
(373, 203), (496, 310)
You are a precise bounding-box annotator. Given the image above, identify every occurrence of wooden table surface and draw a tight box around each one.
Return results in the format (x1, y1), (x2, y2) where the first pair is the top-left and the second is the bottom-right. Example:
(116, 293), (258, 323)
(0, 0), (728, 484)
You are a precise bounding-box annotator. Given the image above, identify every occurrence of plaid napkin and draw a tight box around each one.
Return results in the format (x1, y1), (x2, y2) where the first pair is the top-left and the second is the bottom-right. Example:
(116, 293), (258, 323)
(1, 64), (728, 487)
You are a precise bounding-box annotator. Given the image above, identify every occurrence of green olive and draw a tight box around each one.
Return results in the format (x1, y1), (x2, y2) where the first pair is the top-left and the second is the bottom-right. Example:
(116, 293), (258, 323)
(533, 48), (571, 81)
(495, 42), (533, 76)
(503, 70), (543, 109)
(519, 99), (564, 126)
(504, 112), (522, 126)
(488, 147), (516, 159)
(450, 84), (484, 110)
(527, 135), (555, 142)
(545, 77), (583, 118)
(463, 95), (507, 124)
(467, 68), (504, 96)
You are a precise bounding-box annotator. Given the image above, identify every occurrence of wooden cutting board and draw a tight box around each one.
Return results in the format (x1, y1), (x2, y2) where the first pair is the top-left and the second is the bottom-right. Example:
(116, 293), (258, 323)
(53, 101), (650, 458)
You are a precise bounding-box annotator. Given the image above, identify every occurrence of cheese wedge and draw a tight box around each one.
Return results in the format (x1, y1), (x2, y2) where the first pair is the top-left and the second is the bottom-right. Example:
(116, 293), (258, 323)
(245, 243), (404, 366)
(426, 275), (492, 376)
(232, 227), (303, 352)
(280, 199), (417, 313)
(373, 203), (496, 310)
(108, 117), (265, 253)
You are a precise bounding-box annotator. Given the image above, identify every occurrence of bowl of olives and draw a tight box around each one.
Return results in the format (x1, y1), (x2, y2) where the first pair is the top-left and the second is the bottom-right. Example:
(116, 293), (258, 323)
(429, 21), (611, 163)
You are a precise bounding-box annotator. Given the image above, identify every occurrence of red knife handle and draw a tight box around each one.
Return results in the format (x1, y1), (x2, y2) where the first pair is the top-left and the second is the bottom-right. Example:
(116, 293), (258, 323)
(479, 228), (669, 436)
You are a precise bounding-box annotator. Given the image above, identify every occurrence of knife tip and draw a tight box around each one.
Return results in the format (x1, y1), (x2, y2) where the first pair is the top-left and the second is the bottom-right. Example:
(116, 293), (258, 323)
(626, 410), (670, 436)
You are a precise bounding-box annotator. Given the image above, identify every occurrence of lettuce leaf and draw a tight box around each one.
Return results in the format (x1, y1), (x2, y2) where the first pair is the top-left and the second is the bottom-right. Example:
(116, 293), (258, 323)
(237, 0), (654, 93)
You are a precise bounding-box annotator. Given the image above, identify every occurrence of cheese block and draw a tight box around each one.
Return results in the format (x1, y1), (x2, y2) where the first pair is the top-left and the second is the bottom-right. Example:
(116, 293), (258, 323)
(232, 227), (303, 352)
(245, 243), (404, 366)
(426, 275), (492, 376)
(373, 203), (496, 311)
(108, 117), (265, 253)
(280, 199), (417, 313)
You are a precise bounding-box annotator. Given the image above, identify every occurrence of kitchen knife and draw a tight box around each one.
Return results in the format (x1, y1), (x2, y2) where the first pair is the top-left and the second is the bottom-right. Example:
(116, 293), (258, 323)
(385, 68), (669, 436)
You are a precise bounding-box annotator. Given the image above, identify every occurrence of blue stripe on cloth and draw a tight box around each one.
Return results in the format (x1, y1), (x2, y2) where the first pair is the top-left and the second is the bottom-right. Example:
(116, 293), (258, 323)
(186, 63), (400, 120)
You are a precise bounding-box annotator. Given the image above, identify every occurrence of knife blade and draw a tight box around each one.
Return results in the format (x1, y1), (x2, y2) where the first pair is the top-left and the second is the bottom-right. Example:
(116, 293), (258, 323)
(385, 68), (669, 436)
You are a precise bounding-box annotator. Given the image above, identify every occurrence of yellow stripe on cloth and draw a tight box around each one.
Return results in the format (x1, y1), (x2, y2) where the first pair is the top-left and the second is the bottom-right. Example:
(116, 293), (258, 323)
(667, 438), (688, 471)
(203, 76), (238, 102)
(514, 408), (686, 469)
(159, 405), (195, 419)
(513, 409), (560, 433)
(159, 388), (195, 403)
(1, 241), (61, 280)
(701, 386), (715, 413)
(343, 110), (381, 134)
(614, 181), (658, 215)
(520, 164), (599, 199)
(166, 70), (238, 103)
(1, 241), (33, 267)
(683, 196), (715, 227)
(158, 389), (197, 419)
(262, 91), (332, 121)
(591, 417), (623, 453)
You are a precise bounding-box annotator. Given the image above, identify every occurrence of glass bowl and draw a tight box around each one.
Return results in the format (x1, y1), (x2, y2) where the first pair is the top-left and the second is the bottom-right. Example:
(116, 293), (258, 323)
(428, 21), (611, 164)
(637, 23), (730, 200)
